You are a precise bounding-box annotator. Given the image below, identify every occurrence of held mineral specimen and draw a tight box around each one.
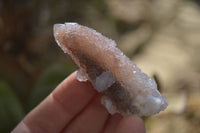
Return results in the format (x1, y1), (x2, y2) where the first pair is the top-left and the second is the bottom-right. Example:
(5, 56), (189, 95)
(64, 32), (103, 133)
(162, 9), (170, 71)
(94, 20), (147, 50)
(53, 23), (168, 116)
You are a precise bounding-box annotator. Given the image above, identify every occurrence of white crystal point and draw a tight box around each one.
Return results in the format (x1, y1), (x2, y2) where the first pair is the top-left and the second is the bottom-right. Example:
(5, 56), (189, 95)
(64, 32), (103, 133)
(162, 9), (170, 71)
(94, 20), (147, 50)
(65, 22), (77, 25)
(77, 68), (88, 82)
(53, 24), (65, 39)
(53, 22), (168, 116)
(54, 24), (64, 40)
(134, 90), (168, 116)
(101, 96), (118, 115)
(93, 71), (116, 92)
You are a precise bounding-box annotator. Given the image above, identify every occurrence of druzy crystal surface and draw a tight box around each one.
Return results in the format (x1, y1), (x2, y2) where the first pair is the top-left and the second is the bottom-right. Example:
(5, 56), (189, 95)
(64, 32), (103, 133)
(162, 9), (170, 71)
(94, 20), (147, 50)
(53, 22), (168, 116)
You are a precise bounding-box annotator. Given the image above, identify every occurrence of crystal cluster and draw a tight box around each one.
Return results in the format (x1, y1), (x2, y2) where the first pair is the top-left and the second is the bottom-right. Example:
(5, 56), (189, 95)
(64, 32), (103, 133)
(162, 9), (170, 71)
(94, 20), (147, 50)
(53, 23), (168, 116)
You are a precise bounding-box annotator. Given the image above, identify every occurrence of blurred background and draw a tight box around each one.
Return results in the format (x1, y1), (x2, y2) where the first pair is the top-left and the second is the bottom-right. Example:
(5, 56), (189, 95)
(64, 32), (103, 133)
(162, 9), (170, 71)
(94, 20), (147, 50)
(0, 0), (200, 132)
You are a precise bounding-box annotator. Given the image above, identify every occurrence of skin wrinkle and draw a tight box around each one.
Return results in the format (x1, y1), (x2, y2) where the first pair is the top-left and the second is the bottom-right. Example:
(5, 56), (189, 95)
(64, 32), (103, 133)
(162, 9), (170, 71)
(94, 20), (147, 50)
(24, 118), (50, 133)
(24, 94), (68, 133)
(102, 114), (123, 133)
(11, 121), (31, 133)
(63, 94), (109, 133)
(52, 73), (97, 117)
(51, 93), (75, 125)
(60, 93), (99, 133)
(99, 114), (111, 133)
(52, 86), (92, 118)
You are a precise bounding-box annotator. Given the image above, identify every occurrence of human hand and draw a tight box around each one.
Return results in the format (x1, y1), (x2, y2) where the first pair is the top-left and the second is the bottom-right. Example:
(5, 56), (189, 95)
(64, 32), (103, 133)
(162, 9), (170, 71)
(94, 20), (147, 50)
(12, 72), (145, 133)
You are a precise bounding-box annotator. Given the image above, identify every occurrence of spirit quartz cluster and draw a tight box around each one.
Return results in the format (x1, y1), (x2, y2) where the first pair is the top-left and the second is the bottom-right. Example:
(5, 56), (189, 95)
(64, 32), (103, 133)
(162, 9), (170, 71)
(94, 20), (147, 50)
(53, 23), (168, 116)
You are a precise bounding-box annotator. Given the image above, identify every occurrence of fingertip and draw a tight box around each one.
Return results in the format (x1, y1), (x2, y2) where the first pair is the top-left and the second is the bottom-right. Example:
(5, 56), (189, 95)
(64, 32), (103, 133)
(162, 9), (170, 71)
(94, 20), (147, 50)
(116, 115), (146, 133)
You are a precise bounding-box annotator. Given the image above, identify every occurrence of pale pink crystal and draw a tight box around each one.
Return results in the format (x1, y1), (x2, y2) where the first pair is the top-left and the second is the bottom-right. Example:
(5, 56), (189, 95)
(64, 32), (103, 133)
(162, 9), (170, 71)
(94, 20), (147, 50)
(53, 22), (168, 116)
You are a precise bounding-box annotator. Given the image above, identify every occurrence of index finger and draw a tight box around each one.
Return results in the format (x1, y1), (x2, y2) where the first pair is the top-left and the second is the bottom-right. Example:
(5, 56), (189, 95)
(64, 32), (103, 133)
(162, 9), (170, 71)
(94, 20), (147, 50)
(12, 71), (97, 133)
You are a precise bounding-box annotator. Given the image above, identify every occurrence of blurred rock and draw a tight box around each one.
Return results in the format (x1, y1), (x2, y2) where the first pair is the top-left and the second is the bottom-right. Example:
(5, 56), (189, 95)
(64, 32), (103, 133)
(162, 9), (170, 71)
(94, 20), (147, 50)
(106, 0), (150, 24)
(118, 24), (152, 56)
(150, 0), (181, 26)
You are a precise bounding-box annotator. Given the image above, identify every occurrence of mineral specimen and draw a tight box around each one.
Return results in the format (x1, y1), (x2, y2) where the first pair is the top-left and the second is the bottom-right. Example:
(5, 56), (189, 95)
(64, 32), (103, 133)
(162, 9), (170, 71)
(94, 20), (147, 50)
(53, 22), (168, 116)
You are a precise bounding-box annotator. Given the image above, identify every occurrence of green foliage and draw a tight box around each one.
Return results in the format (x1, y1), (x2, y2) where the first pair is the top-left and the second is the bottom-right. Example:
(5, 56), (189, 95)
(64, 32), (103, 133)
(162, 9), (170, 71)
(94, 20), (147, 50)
(0, 81), (24, 133)
(29, 62), (77, 109)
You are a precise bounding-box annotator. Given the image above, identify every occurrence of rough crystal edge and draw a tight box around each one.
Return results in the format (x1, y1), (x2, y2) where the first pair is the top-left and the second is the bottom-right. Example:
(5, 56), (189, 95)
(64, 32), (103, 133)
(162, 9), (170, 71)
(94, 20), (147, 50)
(53, 22), (168, 117)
